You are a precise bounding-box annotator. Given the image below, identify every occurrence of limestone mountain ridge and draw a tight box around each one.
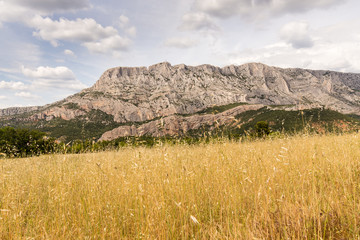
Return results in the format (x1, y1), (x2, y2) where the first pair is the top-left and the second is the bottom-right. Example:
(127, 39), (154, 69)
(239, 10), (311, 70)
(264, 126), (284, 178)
(1, 62), (359, 140)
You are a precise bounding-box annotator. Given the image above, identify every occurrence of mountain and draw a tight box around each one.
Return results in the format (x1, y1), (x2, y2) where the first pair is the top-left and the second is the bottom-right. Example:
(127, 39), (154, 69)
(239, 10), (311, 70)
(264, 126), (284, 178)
(1, 62), (359, 141)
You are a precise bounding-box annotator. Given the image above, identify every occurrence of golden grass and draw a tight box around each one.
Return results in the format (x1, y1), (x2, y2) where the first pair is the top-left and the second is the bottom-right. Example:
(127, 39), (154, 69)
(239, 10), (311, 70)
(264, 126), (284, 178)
(1, 133), (360, 239)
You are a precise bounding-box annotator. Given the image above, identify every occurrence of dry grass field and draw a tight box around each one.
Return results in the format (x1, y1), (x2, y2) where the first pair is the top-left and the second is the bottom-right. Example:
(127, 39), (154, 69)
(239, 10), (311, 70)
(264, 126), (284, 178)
(1, 133), (360, 239)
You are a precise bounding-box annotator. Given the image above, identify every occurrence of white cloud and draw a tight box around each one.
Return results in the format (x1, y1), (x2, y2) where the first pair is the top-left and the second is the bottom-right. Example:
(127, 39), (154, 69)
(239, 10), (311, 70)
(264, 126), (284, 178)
(117, 15), (137, 37)
(227, 18), (360, 73)
(271, 0), (347, 16)
(118, 15), (130, 29)
(280, 21), (314, 49)
(0, 1), (135, 56)
(0, 1), (32, 24)
(0, 0), (90, 25)
(15, 91), (40, 99)
(193, 0), (347, 20)
(164, 37), (198, 48)
(194, 0), (247, 19)
(31, 16), (117, 43)
(230, 38), (360, 73)
(12, 0), (90, 13)
(179, 12), (219, 31)
(22, 66), (87, 90)
(22, 66), (75, 79)
(126, 26), (137, 38)
(0, 81), (27, 90)
(0, 96), (7, 100)
(64, 49), (76, 57)
(82, 35), (131, 54)
(30, 15), (132, 53)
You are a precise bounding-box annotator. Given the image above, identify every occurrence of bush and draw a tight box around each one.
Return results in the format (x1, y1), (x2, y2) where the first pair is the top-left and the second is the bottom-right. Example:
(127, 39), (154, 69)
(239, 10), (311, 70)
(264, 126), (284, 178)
(0, 127), (56, 157)
(254, 121), (270, 137)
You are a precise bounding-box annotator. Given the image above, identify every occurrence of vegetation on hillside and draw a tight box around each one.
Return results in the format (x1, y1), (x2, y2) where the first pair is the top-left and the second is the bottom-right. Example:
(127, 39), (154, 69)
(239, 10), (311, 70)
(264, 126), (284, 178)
(184, 107), (359, 139)
(254, 120), (270, 137)
(196, 102), (248, 114)
(0, 127), (56, 158)
(235, 107), (359, 133)
(1, 133), (359, 238)
(0, 110), (124, 142)
(0, 104), (359, 158)
(40, 110), (123, 141)
(0, 125), (219, 157)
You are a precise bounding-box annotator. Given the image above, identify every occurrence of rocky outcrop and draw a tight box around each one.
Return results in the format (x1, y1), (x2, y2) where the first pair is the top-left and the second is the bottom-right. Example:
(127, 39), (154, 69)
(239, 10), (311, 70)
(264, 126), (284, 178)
(87, 62), (360, 122)
(30, 106), (86, 121)
(1, 62), (359, 139)
(0, 106), (42, 117)
(99, 104), (264, 141)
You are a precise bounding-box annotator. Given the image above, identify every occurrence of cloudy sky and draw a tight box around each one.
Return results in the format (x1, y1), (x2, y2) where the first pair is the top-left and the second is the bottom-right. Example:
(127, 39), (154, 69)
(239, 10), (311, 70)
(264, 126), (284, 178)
(1, 0), (360, 108)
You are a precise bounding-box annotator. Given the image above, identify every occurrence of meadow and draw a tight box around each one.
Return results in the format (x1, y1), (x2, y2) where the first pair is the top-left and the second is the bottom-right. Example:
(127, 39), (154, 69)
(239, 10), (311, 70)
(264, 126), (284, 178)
(1, 133), (360, 239)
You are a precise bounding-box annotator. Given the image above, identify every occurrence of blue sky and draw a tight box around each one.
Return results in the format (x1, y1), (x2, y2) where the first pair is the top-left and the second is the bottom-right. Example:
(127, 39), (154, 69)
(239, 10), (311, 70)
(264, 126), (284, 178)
(1, 0), (360, 108)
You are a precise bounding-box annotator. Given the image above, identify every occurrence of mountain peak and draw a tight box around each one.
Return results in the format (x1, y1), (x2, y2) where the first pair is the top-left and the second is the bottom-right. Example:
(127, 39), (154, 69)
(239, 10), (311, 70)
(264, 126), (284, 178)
(1, 62), (359, 140)
(149, 61), (172, 69)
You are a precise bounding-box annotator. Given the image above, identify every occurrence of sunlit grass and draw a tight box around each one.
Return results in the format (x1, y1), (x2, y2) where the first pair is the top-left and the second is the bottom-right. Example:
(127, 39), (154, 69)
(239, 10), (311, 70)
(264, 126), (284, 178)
(1, 133), (360, 239)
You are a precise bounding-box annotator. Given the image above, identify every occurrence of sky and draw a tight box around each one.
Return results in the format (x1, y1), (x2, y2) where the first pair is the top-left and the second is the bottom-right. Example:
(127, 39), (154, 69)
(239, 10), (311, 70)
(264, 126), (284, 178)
(1, 0), (360, 108)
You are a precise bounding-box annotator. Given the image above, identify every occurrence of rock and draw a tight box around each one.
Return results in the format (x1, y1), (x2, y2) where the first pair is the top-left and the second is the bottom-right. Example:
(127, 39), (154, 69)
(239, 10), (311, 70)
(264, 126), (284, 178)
(99, 104), (262, 140)
(0, 106), (42, 117)
(1, 62), (359, 139)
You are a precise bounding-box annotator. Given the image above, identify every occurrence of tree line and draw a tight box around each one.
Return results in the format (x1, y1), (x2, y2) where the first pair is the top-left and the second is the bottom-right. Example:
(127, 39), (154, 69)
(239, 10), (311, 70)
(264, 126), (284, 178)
(0, 126), (200, 158)
(0, 127), (57, 157)
(0, 123), (271, 158)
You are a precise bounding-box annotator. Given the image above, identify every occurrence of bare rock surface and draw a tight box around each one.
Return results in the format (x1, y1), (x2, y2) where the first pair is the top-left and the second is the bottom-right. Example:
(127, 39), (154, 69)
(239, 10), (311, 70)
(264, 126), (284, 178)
(99, 104), (264, 141)
(1, 62), (359, 139)
(88, 62), (360, 121)
(0, 106), (43, 117)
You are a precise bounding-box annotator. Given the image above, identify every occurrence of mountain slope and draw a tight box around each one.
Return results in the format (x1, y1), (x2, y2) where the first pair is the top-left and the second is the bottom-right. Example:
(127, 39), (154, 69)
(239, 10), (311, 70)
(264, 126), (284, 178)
(1, 62), (359, 141)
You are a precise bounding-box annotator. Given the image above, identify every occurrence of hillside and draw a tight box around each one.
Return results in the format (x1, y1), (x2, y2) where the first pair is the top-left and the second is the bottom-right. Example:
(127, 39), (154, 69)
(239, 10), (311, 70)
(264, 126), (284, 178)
(1, 62), (359, 141)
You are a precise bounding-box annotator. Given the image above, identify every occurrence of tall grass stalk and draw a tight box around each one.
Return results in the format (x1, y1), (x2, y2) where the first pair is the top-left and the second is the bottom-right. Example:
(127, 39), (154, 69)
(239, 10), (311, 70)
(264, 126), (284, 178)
(0, 133), (359, 239)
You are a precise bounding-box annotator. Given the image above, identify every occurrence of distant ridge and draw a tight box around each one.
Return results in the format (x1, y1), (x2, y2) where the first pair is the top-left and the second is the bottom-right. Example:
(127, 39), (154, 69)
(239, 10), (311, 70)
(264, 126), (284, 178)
(1, 62), (359, 140)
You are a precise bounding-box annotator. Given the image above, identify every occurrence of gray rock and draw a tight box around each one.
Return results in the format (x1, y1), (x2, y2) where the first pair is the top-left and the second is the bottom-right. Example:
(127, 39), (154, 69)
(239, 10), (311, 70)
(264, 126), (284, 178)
(0, 106), (42, 117)
(99, 104), (264, 141)
(1, 62), (359, 139)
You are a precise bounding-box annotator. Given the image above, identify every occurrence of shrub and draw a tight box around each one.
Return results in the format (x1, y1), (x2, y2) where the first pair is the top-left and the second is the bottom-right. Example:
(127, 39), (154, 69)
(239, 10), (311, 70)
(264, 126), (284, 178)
(254, 121), (270, 137)
(0, 127), (56, 157)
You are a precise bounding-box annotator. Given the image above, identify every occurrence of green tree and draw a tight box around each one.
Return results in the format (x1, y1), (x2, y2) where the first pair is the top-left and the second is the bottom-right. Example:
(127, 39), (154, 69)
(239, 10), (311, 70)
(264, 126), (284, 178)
(254, 121), (270, 137)
(0, 127), (56, 157)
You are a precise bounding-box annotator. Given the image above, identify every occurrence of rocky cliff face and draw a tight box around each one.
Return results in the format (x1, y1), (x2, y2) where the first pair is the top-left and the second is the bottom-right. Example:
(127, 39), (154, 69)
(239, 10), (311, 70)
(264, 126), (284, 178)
(86, 62), (360, 121)
(0, 106), (43, 117)
(99, 104), (264, 141)
(1, 62), (359, 139)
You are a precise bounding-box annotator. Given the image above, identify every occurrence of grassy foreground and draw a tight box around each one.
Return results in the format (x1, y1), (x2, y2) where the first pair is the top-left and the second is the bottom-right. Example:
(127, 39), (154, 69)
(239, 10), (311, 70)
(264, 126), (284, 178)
(1, 133), (360, 239)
